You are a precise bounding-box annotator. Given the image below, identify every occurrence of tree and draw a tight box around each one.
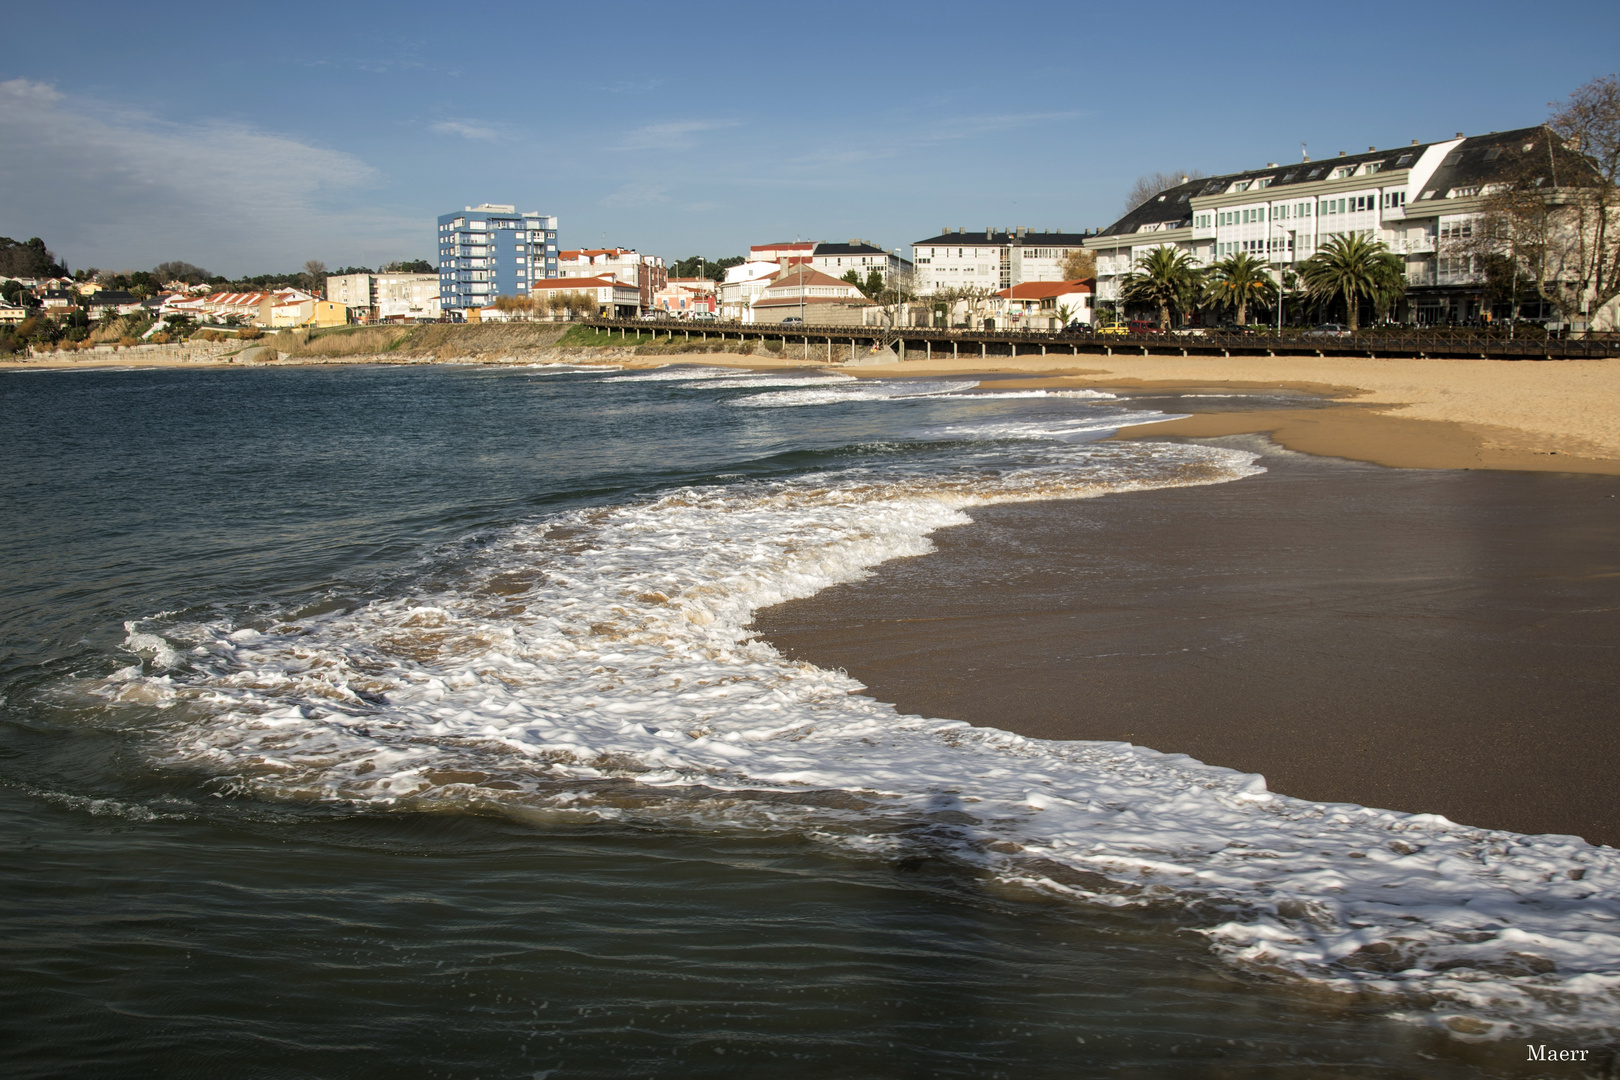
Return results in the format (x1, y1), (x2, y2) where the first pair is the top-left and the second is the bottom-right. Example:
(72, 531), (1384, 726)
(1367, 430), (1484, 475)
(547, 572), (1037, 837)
(382, 259), (434, 274)
(303, 260), (328, 297)
(1119, 246), (1204, 328)
(1061, 249), (1096, 281)
(1297, 234), (1405, 331)
(1203, 252), (1278, 325)
(1544, 74), (1620, 327)
(153, 261), (211, 285)
(0, 237), (67, 278)
(1123, 171), (1208, 215)
(670, 256), (744, 281)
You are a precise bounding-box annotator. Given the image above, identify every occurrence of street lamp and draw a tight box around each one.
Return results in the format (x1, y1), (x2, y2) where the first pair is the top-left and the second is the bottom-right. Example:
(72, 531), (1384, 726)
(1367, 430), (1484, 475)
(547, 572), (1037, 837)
(1270, 219), (1294, 334)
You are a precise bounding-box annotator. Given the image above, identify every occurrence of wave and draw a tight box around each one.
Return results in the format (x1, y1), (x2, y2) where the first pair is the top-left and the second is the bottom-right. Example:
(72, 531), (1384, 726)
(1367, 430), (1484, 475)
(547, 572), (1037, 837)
(731, 380), (981, 408)
(87, 427), (1620, 1042)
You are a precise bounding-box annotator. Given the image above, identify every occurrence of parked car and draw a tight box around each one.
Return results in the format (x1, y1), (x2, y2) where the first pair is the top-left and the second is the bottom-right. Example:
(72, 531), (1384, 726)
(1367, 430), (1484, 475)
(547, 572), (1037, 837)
(1127, 320), (1163, 335)
(1094, 323), (1129, 336)
(689, 311), (718, 322)
(1304, 323), (1350, 337)
(780, 317), (804, 326)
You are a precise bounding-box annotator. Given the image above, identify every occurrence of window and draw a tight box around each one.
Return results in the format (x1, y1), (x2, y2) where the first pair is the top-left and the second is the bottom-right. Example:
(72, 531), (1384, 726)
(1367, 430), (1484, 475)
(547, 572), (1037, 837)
(1483, 147), (1502, 161)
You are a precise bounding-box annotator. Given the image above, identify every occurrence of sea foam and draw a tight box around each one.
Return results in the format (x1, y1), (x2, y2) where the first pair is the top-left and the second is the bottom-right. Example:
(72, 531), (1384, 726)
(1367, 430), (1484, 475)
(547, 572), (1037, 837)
(98, 411), (1620, 1042)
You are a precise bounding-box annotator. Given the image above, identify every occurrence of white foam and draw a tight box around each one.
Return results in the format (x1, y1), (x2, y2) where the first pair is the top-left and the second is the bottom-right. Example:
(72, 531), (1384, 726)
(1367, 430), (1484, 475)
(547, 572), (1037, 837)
(93, 436), (1620, 1040)
(601, 366), (740, 382)
(692, 374), (858, 389)
(731, 380), (981, 408)
(957, 389), (1118, 400)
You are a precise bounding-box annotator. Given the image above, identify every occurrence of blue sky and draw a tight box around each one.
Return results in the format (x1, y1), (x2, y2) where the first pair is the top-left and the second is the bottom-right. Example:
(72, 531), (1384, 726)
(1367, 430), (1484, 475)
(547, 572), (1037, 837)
(2, 0), (1615, 277)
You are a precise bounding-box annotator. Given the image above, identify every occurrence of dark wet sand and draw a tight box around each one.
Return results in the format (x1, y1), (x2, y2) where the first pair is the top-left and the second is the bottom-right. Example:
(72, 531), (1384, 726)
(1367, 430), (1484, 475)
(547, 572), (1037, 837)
(755, 442), (1620, 847)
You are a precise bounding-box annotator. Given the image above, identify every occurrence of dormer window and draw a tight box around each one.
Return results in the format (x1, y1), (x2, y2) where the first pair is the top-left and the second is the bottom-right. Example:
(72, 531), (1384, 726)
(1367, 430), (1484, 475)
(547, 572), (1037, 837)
(1256, 177), (1274, 188)
(1333, 166), (1353, 179)
(1366, 161), (1385, 173)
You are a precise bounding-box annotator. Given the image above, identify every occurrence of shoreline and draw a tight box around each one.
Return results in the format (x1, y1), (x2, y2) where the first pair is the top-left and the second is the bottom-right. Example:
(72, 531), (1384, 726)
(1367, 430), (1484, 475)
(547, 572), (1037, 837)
(8, 346), (1618, 475)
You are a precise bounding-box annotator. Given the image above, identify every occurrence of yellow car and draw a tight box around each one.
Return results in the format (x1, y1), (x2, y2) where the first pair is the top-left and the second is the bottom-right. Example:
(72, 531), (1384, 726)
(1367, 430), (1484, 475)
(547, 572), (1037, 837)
(1094, 323), (1129, 336)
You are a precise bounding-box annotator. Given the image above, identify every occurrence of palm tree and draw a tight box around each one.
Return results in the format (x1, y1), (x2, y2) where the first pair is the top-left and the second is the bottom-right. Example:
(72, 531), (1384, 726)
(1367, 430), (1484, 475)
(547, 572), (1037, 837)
(1119, 246), (1203, 328)
(1297, 234), (1405, 331)
(1202, 252), (1277, 325)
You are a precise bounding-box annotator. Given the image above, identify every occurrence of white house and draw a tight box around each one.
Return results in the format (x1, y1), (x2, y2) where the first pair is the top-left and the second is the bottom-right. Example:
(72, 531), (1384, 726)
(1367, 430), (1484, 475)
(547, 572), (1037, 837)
(911, 228), (1091, 295)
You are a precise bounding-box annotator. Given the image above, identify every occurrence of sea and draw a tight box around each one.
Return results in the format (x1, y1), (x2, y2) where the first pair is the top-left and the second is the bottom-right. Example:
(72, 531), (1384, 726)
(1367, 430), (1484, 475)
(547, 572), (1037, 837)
(1, 361), (1615, 1078)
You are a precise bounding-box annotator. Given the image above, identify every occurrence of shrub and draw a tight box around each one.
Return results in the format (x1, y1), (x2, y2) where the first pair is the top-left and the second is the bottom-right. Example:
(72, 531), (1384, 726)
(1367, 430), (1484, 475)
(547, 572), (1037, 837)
(237, 326), (264, 340)
(118, 336), (138, 347)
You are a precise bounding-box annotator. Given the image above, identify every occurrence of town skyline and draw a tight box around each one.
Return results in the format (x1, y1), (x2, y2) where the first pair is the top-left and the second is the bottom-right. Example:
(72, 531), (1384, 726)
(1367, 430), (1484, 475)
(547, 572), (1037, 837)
(4, 0), (1618, 277)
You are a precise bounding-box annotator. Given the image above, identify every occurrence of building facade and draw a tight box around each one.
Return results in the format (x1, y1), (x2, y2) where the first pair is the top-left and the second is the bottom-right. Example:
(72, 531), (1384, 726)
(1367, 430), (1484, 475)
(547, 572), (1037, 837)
(556, 248), (666, 312)
(750, 266), (871, 324)
(910, 228), (1091, 295)
(810, 241), (912, 283)
(527, 275), (641, 319)
(1084, 126), (1597, 326)
(437, 204), (558, 318)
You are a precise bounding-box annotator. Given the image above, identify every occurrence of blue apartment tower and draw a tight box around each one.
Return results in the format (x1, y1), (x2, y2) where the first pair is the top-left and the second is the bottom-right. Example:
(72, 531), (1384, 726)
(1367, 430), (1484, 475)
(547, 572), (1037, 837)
(437, 204), (559, 318)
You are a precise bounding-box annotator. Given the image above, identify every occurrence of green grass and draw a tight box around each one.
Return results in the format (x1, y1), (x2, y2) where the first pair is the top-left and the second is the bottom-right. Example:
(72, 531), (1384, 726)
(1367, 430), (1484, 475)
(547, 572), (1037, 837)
(557, 325), (677, 348)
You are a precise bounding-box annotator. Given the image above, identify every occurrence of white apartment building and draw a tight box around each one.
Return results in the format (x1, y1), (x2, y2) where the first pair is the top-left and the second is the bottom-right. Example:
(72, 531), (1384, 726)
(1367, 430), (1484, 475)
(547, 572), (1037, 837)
(1085, 125), (1588, 325)
(327, 273), (441, 321)
(810, 240), (912, 283)
(716, 261), (780, 322)
(377, 274), (441, 321)
(911, 228), (1092, 295)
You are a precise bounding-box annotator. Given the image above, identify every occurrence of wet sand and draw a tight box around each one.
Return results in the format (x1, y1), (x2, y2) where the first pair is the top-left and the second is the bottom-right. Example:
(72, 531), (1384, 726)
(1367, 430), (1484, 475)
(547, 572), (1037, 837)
(755, 440), (1620, 847)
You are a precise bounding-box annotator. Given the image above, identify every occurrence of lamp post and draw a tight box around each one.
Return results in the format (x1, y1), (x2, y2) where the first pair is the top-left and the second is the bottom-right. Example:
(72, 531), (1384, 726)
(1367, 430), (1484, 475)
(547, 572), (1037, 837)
(1270, 218), (1293, 334)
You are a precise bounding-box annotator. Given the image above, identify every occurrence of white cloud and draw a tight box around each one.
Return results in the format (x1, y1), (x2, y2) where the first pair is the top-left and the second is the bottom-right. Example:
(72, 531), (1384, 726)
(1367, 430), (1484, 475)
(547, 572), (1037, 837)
(430, 118), (502, 141)
(599, 182), (671, 208)
(612, 119), (740, 151)
(0, 79), (418, 275)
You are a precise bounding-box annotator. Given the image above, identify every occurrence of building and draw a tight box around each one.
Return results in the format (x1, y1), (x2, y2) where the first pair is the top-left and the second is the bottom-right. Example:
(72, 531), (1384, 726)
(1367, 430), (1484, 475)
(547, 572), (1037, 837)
(437, 204), (558, 319)
(86, 290), (139, 318)
(911, 228), (1092, 295)
(555, 248), (667, 311)
(326, 273), (442, 322)
(376, 274), (441, 321)
(992, 280), (1094, 329)
(750, 266), (872, 325)
(652, 277), (717, 317)
(810, 240), (912, 284)
(1084, 125), (1607, 326)
(748, 241), (815, 267)
(716, 262), (781, 321)
(326, 273), (373, 316)
(527, 275), (641, 319)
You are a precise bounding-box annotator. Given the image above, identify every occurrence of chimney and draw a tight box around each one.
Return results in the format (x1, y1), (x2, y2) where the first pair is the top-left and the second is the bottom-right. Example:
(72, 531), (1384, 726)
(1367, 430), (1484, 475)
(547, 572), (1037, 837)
(1180, 175), (1189, 183)
(1411, 139), (1419, 145)
(849, 238), (860, 246)
(1016, 226), (1027, 238)
(1266, 162), (1276, 168)
(1338, 150), (1346, 157)
(1456, 132), (1464, 138)
(941, 227), (949, 236)
(1369, 146), (1376, 152)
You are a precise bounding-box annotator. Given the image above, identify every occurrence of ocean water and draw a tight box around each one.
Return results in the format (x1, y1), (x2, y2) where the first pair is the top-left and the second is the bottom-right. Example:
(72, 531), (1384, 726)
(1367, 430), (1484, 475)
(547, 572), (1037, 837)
(1, 362), (1614, 1078)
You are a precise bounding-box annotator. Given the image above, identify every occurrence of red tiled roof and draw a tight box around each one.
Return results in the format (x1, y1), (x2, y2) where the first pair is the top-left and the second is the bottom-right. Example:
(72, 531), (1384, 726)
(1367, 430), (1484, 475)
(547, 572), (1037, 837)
(994, 279), (1094, 300)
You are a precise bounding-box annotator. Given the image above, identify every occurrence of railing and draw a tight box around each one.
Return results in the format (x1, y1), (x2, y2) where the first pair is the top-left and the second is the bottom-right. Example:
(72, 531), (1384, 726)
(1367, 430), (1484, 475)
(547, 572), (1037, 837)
(582, 317), (1620, 361)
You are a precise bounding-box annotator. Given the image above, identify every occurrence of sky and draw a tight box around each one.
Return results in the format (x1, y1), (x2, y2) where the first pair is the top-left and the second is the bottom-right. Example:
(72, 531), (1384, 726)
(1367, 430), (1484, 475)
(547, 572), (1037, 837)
(2, 0), (1616, 278)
